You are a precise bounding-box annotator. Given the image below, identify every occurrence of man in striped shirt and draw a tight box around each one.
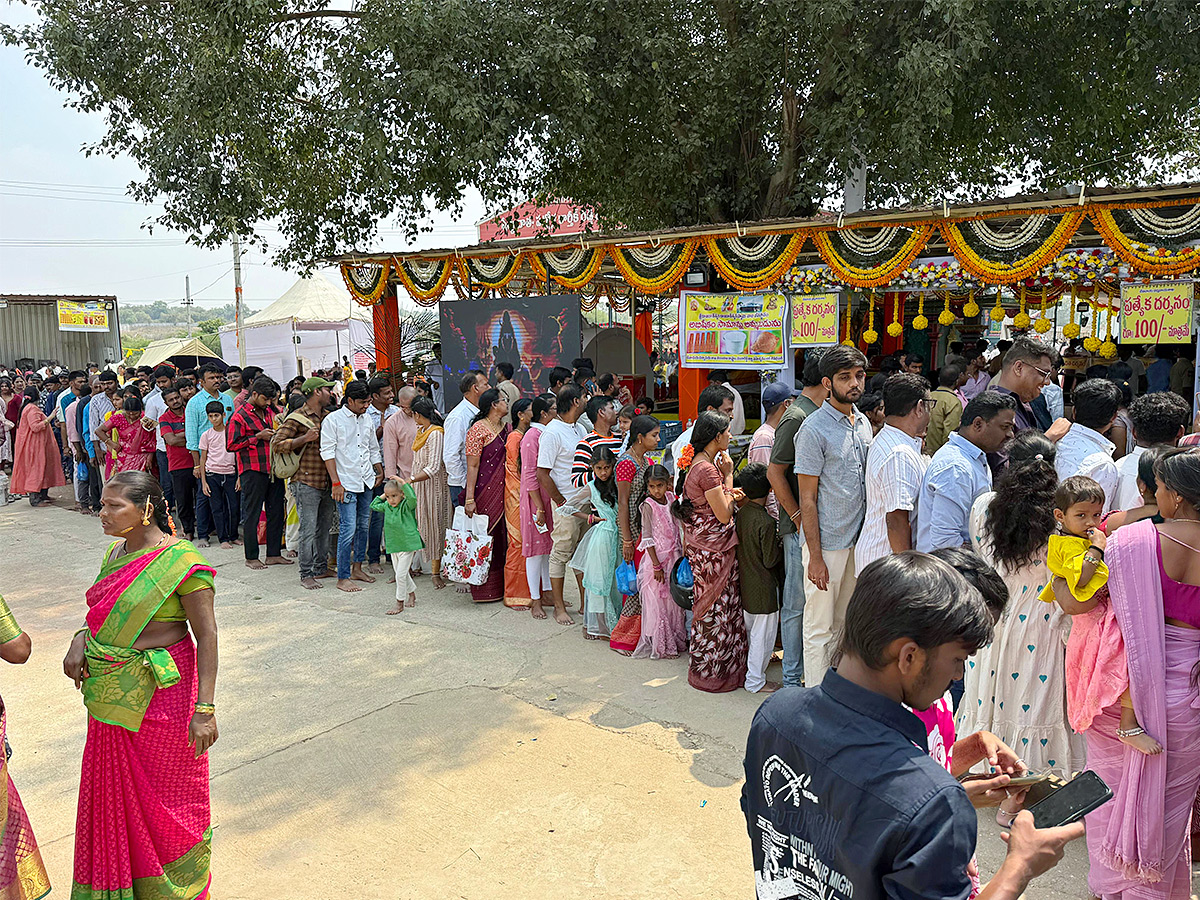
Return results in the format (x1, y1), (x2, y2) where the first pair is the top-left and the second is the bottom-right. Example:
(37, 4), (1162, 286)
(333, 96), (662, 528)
(570, 396), (623, 489)
(227, 376), (290, 571)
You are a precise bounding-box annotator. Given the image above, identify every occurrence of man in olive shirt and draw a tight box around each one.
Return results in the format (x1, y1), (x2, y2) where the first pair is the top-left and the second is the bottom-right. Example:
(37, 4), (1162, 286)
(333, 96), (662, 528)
(766, 351), (829, 688)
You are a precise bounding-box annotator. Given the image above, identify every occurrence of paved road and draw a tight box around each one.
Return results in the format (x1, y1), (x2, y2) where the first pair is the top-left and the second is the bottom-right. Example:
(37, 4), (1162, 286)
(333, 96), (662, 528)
(1, 488), (1100, 898)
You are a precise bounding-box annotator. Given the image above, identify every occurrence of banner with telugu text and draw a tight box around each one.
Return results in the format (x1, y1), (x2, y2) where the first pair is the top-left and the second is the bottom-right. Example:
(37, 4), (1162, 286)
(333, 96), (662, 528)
(679, 292), (786, 370)
(1120, 281), (1193, 344)
(56, 299), (110, 333)
(789, 292), (841, 348)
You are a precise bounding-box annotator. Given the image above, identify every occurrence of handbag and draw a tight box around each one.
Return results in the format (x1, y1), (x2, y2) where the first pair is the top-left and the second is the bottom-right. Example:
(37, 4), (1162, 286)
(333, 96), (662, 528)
(270, 410), (315, 480)
(615, 560), (638, 597)
(440, 507), (494, 586)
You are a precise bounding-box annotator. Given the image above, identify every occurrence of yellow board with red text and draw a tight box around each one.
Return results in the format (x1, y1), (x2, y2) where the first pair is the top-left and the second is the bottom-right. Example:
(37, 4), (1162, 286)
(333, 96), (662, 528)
(1120, 282), (1193, 344)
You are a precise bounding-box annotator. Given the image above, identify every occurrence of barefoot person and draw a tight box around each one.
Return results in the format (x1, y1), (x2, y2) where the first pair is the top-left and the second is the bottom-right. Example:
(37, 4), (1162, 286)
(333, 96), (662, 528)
(536, 385), (588, 625)
(226, 376), (292, 571)
(463, 388), (511, 603)
(63, 471), (218, 899)
(372, 477), (424, 614)
(272, 377), (336, 590)
(10, 386), (65, 507)
(408, 397), (452, 590)
(321, 380), (383, 593)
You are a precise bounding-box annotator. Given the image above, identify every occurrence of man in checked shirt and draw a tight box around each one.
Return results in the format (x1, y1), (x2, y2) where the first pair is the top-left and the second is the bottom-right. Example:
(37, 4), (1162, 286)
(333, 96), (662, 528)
(226, 376), (293, 572)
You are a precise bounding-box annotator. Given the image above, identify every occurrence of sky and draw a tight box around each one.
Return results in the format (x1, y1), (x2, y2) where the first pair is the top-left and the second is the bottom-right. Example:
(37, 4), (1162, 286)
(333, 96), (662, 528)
(0, 7), (485, 311)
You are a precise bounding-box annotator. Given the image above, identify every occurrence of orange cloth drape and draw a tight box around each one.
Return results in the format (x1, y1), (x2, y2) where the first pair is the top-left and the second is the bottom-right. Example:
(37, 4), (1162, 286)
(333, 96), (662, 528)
(503, 429), (532, 608)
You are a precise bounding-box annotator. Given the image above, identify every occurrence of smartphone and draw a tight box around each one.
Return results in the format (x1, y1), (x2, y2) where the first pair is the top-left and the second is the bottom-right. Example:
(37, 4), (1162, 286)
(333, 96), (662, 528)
(1026, 770), (1112, 828)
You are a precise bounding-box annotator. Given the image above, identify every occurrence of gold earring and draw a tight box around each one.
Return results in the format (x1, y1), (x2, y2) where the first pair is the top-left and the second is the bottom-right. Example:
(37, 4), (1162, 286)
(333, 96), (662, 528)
(141, 496), (153, 527)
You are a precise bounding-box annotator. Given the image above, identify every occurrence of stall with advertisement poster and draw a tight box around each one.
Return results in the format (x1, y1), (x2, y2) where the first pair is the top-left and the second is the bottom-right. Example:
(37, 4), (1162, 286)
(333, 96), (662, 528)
(334, 182), (1200, 425)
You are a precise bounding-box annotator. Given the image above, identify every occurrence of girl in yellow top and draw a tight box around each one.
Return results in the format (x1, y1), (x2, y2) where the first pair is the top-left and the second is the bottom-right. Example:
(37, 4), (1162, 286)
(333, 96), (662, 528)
(1042, 475), (1161, 755)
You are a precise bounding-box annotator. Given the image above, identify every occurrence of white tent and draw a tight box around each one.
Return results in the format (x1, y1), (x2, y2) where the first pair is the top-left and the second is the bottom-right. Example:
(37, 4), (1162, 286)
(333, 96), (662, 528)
(137, 337), (226, 371)
(219, 275), (373, 380)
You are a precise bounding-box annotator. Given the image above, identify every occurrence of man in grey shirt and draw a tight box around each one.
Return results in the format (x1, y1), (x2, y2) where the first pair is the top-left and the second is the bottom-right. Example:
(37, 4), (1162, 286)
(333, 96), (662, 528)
(794, 345), (872, 684)
(88, 370), (119, 484)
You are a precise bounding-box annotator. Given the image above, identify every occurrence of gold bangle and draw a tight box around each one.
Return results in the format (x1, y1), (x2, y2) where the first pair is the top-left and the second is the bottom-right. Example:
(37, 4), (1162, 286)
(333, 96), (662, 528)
(194, 702), (216, 715)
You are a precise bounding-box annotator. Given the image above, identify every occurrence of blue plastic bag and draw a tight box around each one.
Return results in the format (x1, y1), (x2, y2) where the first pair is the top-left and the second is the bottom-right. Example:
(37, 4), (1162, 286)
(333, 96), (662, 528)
(615, 560), (638, 596)
(675, 556), (694, 588)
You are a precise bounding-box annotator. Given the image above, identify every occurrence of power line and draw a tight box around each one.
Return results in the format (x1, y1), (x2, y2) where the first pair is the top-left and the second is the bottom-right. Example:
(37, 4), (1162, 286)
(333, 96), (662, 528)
(0, 179), (130, 192)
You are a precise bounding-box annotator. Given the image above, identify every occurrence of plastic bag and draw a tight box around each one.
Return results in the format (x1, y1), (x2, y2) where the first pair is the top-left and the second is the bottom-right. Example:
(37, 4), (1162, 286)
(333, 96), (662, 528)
(615, 560), (638, 596)
(669, 556), (694, 610)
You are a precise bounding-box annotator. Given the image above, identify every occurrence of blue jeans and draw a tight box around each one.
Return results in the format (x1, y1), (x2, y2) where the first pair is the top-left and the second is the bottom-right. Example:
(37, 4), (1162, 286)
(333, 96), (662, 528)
(195, 473), (213, 541)
(155, 450), (175, 507)
(781, 532), (807, 687)
(367, 483), (385, 564)
(336, 490), (372, 580)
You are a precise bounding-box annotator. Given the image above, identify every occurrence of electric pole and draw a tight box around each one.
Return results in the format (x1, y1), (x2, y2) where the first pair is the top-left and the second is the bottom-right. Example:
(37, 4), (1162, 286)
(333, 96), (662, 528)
(184, 275), (192, 336)
(232, 232), (246, 366)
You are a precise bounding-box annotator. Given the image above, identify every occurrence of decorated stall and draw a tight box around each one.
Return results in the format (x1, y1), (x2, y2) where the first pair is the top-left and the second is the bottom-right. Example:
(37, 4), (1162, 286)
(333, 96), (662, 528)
(336, 183), (1200, 418)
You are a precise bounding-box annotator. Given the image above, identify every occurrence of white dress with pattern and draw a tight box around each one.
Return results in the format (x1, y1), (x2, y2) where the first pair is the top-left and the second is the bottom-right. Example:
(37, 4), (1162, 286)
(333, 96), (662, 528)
(955, 492), (1088, 778)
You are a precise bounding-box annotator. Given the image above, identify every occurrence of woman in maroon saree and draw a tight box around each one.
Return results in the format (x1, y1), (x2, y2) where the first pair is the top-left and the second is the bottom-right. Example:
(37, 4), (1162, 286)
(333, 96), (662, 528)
(674, 410), (747, 693)
(464, 389), (511, 603)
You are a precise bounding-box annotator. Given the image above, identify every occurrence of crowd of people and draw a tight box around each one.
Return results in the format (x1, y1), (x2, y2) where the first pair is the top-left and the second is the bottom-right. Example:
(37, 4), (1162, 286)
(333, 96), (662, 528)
(2, 329), (1200, 899)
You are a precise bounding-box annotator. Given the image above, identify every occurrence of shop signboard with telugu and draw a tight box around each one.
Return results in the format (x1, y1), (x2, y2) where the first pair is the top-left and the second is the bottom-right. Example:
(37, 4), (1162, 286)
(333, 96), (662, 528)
(679, 292), (786, 370)
(789, 292), (841, 348)
(1120, 281), (1194, 344)
(57, 299), (110, 333)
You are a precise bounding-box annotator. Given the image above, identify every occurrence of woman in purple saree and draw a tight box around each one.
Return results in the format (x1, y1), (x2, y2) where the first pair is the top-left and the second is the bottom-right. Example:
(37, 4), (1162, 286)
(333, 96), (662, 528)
(464, 389), (511, 603)
(1078, 448), (1200, 900)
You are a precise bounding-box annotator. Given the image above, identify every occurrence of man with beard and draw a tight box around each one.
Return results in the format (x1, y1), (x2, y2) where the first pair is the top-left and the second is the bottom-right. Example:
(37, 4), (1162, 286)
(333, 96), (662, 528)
(742, 552), (1084, 900)
(272, 377), (337, 590)
(794, 345), (872, 685)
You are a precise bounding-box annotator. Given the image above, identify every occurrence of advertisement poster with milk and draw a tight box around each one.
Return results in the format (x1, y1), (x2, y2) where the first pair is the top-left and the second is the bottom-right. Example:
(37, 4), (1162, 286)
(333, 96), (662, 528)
(679, 292), (786, 370)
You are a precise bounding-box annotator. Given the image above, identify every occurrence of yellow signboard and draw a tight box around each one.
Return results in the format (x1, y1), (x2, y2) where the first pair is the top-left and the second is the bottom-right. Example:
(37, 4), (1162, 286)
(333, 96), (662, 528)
(789, 292), (841, 347)
(1120, 282), (1193, 345)
(57, 299), (110, 333)
(679, 292), (786, 370)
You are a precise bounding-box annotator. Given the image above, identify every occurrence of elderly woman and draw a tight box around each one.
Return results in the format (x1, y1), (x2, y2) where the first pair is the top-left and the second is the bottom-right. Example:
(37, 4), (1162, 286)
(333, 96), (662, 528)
(63, 471), (218, 899)
(10, 386), (65, 507)
(464, 389), (511, 603)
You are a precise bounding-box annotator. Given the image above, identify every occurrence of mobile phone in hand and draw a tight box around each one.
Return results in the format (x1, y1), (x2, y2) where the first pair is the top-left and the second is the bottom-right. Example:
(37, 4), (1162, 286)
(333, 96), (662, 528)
(1026, 770), (1112, 828)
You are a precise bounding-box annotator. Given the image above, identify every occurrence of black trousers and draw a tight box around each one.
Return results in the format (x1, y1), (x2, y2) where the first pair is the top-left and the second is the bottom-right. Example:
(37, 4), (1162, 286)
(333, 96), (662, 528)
(170, 468), (197, 537)
(240, 470), (285, 561)
(85, 461), (102, 511)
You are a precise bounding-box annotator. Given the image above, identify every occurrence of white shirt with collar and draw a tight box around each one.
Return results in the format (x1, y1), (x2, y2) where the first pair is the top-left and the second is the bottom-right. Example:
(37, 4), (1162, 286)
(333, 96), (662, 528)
(1055, 423), (1118, 512)
(366, 402), (399, 453)
(856, 423), (929, 574)
(143, 386), (166, 452)
(442, 398), (478, 488)
(319, 405), (382, 494)
(1115, 444), (1147, 511)
(725, 382), (746, 437)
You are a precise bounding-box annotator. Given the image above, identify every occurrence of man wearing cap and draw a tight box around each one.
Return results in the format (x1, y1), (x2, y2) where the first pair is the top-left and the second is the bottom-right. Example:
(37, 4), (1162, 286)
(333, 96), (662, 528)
(272, 377), (336, 590)
(747, 383), (794, 520)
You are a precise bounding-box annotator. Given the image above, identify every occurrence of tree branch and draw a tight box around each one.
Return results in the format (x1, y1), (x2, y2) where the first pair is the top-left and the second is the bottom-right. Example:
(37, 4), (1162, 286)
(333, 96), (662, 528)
(272, 9), (364, 22)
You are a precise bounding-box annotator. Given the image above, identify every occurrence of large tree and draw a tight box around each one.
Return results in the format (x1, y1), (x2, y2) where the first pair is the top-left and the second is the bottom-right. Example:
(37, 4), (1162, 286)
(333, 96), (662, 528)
(9, 0), (1200, 267)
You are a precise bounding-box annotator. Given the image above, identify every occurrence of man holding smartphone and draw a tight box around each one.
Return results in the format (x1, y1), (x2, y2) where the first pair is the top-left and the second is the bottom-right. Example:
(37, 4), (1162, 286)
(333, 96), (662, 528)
(742, 552), (1084, 900)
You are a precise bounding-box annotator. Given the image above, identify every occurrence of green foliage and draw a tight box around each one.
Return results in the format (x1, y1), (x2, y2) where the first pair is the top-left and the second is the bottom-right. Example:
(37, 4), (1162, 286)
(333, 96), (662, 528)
(9, 0), (1200, 268)
(120, 302), (237, 325)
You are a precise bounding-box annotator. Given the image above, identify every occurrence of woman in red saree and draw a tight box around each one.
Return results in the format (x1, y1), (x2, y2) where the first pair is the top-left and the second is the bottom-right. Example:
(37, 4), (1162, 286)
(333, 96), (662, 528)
(95, 388), (157, 474)
(673, 411), (747, 693)
(502, 399), (533, 609)
(611, 415), (661, 654)
(0, 594), (51, 899)
(464, 389), (511, 603)
(62, 471), (219, 900)
(10, 388), (65, 507)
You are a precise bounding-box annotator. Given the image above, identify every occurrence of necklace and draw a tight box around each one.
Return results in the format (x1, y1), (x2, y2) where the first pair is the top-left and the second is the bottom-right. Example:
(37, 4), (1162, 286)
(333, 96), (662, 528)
(1170, 517), (1200, 525)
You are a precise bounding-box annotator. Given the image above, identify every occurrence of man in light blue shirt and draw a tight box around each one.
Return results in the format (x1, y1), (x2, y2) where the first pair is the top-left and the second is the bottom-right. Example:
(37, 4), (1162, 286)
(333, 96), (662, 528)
(916, 391), (1017, 553)
(185, 363), (235, 545)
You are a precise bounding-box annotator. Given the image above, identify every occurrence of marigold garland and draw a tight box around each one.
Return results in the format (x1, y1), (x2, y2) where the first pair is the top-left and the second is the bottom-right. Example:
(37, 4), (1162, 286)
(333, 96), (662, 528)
(1083, 289), (1102, 352)
(814, 226), (934, 288)
(393, 256), (455, 305)
(1013, 285), (1031, 330)
(938, 292), (955, 326)
(940, 211), (1086, 283)
(912, 292), (928, 331)
(677, 443), (695, 472)
(862, 291), (879, 344)
(962, 290), (980, 319)
(341, 261), (391, 306)
(1091, 208), (1200, 276)
(1099, 296), (1118, 358)
(989, 289), (1007, 322)
(460, 253), (526, 290)
(842, 297), (855, 346)
(609, 241), (699, 294)
(528, 247), (607, 289)
(1034, 288), (1053, 333)
(702, 233), (806, 290)
(887, 292), (904, 338)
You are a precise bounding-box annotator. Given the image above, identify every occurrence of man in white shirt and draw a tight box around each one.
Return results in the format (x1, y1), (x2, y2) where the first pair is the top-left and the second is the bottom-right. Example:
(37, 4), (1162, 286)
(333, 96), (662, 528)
(709, 370), (744, 437)
(321, 380), (383, 594)
(536, 384), (588, 625)
(1054, 378), (1121, 513)
(365, 376), (400, 573)
(443, 371), (488, 507)
(1115, 391), (1191, 509)
(142, 365), (176, 508)
(668, 384), (734, 473)
(856, 374), (932, 573)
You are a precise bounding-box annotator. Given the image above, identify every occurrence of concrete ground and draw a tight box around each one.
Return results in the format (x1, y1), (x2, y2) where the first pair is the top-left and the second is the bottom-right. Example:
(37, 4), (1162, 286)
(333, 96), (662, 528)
(2, 487), (1101, 898)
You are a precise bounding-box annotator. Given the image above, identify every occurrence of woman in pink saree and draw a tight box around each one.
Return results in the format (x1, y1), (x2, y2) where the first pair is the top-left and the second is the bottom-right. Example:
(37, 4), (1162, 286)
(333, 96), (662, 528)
(62, 471), (219, 900)
(10, 388), (65, 507)
(1065, 448), (1200, 900)
(95, 388), (157, 474)
(464, 389), (511, 603)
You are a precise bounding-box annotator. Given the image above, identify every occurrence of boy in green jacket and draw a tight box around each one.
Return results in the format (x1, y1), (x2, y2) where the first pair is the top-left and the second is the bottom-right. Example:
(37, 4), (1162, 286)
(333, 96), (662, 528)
(371, 477), (425, 613)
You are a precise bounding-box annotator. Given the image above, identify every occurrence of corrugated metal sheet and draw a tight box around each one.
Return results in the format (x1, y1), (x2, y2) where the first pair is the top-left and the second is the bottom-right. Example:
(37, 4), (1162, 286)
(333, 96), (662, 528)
(0, 297), (122, 367)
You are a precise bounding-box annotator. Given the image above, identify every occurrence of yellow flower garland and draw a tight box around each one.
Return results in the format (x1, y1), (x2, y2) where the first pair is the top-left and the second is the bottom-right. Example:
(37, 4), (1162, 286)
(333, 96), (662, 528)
(842, 296), (855, 346)
(1063, 285), (1081, 338)
(940, 211), (1086, 283)
(1099, 297), (1118, 358)
(609, 241), (700, 294)
(912, 292), (928, 330)
(814, 226), (934, 288)
(1034, 290), (1053, 333)
(887, 292), (904, 338)
(938, 291), (955, 326)
(989, 288), (1006, 322)
(1083, 288), (1102, 352)
(392, 256), (454, 305)
(1091, 208), (1200, 276)
(962, 290), (980, 318)
(1013, 284), (1031, 330)
(862, 291), (879, 344)
(341, 260), (391, 306)
(702, 234), (806, 290)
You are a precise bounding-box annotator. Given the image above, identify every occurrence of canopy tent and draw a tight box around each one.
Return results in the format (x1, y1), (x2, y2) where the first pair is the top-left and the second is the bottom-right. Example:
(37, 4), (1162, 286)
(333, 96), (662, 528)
(137, 337), (227, 371)
(220, 275), (373, 381)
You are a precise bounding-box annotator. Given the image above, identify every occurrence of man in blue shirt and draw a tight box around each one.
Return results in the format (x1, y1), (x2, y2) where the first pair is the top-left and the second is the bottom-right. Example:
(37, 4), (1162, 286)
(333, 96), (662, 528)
(185, 363), (235, 546)
(742, 552), (1084, 900)
(915, 391), (1016, 553)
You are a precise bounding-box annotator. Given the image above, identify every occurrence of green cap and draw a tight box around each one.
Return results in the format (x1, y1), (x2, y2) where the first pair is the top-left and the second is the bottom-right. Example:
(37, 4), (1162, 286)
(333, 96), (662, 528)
(301, 376), (334, 396)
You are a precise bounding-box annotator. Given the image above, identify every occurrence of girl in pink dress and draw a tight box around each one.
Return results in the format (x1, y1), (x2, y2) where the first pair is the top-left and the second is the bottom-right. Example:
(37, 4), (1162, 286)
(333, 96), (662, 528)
(520, 396), (555, 607)
(633, 466), (687, 659)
